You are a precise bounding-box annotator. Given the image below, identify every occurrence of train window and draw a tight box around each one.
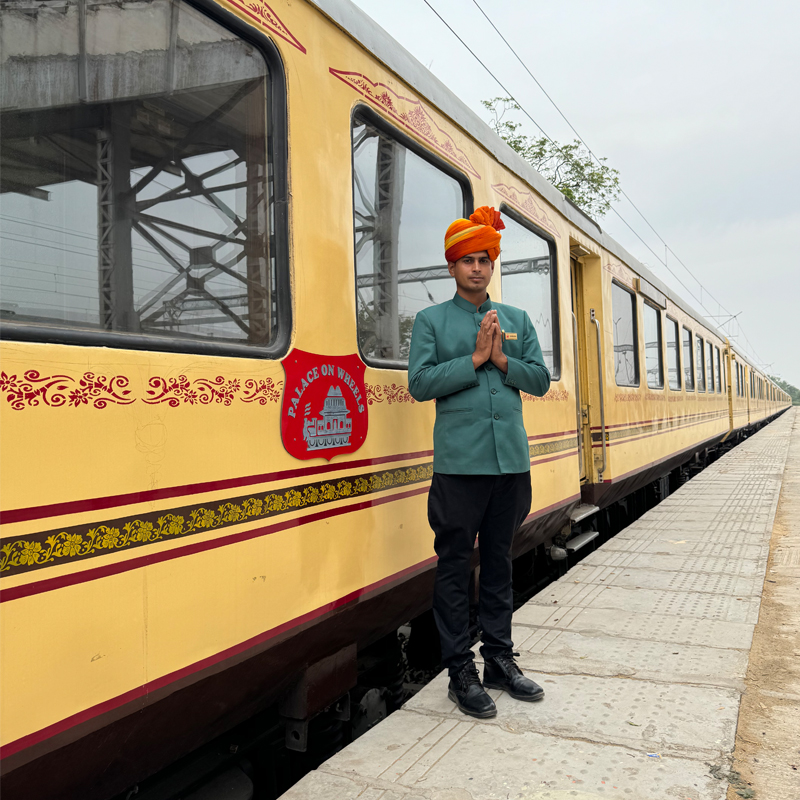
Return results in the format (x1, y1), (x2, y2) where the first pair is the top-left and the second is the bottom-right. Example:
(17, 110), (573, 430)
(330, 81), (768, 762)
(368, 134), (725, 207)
(0, 0), (289, 355)
(498, 207), (559, 379)
(666, 317), (681, 390)
(706, 342), (714, 393)
(715, 347), (722, 392)
(611, 281), (639, 387)
(643, 303), (663, 389)
(352, 110), (469, 365)
(682, 327), (694, 391)
(696, 336), (705, 391)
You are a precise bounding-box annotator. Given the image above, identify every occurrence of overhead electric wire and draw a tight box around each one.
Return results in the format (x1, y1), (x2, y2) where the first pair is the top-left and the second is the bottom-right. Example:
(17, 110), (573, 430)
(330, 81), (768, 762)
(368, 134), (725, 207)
(469, 0), (741, 336)
(422, 1), (703, 306)
(420, 0), (766, 366)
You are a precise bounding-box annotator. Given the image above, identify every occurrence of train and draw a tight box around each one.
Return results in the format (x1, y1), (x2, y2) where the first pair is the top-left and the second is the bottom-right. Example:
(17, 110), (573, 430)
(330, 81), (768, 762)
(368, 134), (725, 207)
(0, 0), (791, 797)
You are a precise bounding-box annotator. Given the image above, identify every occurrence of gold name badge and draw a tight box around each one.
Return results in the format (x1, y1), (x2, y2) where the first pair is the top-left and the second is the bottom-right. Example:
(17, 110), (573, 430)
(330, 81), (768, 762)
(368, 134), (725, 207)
(503, 331), (518, 341)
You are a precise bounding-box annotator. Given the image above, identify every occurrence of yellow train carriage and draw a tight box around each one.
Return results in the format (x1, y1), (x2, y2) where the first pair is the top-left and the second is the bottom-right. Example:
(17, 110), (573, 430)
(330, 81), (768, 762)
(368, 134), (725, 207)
(0, 0), (790, 798)
(571, 252), (733, 509)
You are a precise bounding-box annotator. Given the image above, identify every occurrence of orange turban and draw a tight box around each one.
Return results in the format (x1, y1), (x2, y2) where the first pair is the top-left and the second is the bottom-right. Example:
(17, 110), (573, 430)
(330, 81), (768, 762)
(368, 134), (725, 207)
(444, 205), (505, 263)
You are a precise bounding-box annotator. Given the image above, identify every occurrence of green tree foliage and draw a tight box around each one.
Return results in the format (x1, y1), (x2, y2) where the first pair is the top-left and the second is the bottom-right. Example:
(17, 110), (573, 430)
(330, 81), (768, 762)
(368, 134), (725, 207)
(482, 97), (621, 219)
(768, 375), (800, 405)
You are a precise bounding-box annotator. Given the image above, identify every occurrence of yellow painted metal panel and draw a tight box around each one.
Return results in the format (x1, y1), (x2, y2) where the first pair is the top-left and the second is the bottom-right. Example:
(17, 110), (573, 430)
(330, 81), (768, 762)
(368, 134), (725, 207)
(0, 571), (146, 745)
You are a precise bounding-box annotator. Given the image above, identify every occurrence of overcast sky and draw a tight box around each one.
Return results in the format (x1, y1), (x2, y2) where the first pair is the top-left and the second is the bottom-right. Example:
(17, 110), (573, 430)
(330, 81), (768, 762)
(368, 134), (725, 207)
(349, 0), (799, 385)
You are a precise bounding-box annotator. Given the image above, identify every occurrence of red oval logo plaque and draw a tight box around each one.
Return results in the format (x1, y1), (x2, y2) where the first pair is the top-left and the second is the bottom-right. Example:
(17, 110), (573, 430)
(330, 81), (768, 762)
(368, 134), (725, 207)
(280, 350), (368, 461)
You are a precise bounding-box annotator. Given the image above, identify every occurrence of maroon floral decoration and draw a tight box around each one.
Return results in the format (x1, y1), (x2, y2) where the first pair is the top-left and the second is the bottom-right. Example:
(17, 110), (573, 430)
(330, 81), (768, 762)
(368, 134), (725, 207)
(491, 184), (561, 239)
(222, 0), (306, 53)
(0, 370), (133, 410)
(0, 370), (282, 410)
(144, 375), (283, 406)
(330, 69), (481, 179)
(241, 378), (283, 404)
(365, 383), (415, 405)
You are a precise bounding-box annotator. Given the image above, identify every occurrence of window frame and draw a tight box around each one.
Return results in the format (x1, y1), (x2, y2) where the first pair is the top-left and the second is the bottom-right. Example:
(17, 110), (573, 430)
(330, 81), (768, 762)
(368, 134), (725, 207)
(696, 335), (706, 392)
(706, 341), (715, 394)
(350, 104), (474, 370)
(611, 280), (640, 388)
(715, 346), (722, 393)
(682, 326), (694, 392)
(0, 0), (292, 360)
(665, 315), (681, 391)
(642, 301), (664, 390)
(498, 203), (560, 381)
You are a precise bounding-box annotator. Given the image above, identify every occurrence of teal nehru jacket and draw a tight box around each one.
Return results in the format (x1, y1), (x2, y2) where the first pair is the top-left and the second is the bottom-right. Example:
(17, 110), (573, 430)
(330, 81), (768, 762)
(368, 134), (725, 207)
(408, 293), (551, 475)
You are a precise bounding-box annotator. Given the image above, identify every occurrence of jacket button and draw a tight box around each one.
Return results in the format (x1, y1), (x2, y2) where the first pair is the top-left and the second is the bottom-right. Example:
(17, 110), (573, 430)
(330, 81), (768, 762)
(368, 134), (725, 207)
(494, 413), (500, 420)
(491, 388), (497, 395)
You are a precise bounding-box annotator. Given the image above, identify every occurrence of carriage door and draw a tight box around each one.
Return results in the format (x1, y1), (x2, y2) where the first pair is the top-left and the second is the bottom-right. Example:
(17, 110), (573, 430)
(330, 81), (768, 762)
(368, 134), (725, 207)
(570, 253), (591, 483)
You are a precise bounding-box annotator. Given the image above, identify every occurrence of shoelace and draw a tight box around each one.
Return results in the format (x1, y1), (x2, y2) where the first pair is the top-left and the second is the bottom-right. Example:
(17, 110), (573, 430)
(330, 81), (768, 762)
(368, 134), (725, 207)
(458, 662), (483, 688)
(494, 652), (523, 675)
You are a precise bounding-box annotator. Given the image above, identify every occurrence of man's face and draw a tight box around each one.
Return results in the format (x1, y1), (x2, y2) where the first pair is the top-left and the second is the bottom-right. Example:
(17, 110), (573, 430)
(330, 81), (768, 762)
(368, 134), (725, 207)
(448, 251), (494, 295)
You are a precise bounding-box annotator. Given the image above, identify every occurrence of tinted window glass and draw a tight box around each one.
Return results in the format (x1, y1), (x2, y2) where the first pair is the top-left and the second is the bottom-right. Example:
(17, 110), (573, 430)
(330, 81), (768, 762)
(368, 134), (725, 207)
(0, 0), (281, 348)
(683, 327), (694, 390)
(643, 304), (663, 389)
(499, 211), (558, 378)
(611, 282), (638, 386)
(666, 317), (680, 390)
(707, 342), (715, 393)
(696, 336), (705, 391)
(352, 114), (465, 364)
(715, 347), (722, 392)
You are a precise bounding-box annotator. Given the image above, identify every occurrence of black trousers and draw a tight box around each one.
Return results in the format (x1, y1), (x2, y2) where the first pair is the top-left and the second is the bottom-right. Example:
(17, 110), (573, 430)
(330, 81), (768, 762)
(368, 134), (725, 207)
(428, 472), (532, 675)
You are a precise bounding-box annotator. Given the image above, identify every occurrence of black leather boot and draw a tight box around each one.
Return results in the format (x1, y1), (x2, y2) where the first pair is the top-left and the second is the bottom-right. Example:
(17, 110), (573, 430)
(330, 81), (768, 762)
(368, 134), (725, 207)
(447, 661), (497, 718)
(483, 652), (544, 701)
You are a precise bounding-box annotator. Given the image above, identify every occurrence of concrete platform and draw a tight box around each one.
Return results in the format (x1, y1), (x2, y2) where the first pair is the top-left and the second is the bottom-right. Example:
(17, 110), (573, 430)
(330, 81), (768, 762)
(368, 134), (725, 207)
(281, 410), (797, 800)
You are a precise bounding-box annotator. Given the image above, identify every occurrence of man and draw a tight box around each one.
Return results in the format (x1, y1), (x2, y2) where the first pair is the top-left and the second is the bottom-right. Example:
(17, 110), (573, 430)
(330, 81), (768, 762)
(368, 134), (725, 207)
(408, 206), (551, 719)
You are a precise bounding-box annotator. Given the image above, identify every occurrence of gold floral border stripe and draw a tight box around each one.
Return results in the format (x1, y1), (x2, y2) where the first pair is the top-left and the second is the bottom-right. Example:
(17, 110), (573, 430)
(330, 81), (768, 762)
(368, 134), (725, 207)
(590, 411), (729, 443)
(0, 464), (434, 577)
(529, 437), (578, 459)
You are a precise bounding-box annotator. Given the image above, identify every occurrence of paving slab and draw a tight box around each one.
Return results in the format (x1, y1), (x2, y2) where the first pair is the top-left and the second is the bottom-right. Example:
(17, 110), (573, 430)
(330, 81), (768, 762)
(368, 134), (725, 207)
(282, 411), (796, 800)
(509, 628), (749, 690)
(563, 564), (763, 597)
(577, 551), (767, 578)
(612, 523), (773, 542)
(601, 538), (769, 561)
(513, 604), (756, 650)
(407, 671), (739, 760)
(528, 582), (761, 624)
(285, 710), (728, 800)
